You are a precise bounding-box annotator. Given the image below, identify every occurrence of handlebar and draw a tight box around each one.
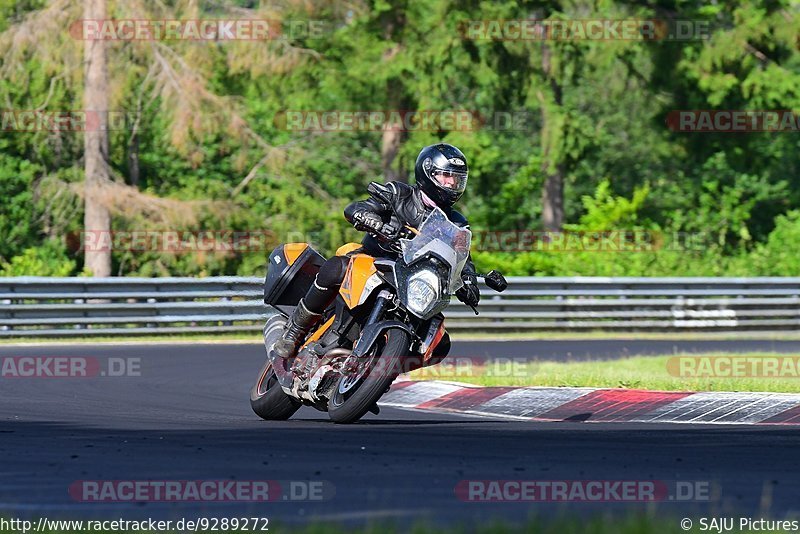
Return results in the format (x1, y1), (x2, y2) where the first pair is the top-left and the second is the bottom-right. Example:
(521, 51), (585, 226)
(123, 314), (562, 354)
(370, 224), (416, 245)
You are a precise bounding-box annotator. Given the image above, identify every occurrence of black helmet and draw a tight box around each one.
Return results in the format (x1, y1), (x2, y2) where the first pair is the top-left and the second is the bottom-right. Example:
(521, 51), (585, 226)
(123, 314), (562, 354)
(414, 143), (469, 207)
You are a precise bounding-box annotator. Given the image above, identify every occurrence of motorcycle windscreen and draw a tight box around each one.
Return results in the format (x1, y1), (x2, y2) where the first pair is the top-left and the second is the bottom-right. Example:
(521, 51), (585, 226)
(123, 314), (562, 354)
(400, 207), (472, 292)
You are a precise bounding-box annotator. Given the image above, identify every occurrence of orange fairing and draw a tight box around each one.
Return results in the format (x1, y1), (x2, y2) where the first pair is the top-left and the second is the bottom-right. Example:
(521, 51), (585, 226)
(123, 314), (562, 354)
(302, 315), (335, 348)
(339, 254), (377, 308)
(335, 242), (362, 256)
(423, 322), (446, 364)
(284, 243), (308, 265)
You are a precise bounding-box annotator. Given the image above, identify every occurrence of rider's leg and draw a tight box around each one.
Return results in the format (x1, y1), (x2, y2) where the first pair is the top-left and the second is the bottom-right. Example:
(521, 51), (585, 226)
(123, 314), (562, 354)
(274, 255), (350, 359)
(303, 255), (350, 314)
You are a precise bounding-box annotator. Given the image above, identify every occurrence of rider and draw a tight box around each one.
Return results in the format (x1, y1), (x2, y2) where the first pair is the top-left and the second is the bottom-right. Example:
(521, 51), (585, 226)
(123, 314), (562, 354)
(274, 143), (481, 359)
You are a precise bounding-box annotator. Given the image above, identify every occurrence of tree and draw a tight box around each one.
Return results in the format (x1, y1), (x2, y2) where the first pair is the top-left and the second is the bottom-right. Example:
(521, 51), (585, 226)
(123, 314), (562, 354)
(539, 39), (565, 231)
(83, 0), (111, 277)
(0, 0), (312, 275)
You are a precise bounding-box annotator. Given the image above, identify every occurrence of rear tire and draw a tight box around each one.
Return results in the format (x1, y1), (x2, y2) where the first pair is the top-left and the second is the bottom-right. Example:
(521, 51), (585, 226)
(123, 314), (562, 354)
(250, 317), (302, 421)
(250, 361), (301, 421)
(327, 329), (410, 424)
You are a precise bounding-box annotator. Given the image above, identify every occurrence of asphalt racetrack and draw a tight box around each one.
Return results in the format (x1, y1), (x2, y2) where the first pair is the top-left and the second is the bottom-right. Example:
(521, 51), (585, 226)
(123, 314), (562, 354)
(1, 340), (799, 528)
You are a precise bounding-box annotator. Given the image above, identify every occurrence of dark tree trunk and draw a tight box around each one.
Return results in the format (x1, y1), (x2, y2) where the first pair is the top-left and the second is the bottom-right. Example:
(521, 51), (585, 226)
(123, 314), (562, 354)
(380, 7), (406, 183)
(542, 163), (565, 231)
(128, 133), (139, 187)
(381, 78), (404, 182)
(381, 129), (404, 183)
(381, 92), (404, 184)
(540, 41), (565, 232)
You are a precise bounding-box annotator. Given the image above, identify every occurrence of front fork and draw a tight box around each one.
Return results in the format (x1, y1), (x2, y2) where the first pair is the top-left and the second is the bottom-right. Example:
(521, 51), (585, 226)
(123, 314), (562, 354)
(341, 290), (393, 374)
(364, 289), (393, 327)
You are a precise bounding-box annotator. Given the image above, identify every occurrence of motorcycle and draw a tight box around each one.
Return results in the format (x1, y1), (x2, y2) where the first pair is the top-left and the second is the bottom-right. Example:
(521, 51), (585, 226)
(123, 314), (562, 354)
(250, 184), (508, 423)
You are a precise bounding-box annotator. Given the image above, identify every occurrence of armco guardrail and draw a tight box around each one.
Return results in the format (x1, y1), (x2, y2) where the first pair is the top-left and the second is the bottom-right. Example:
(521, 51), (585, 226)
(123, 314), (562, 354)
(0, 276), (799, 337)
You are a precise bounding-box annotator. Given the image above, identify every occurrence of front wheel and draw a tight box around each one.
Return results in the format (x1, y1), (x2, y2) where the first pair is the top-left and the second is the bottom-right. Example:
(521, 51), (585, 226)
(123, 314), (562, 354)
(327, 329), (410, 424)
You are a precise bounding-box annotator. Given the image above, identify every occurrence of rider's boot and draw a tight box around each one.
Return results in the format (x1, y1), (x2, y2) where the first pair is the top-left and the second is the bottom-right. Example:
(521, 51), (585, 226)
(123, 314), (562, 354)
(273, 299), (322, 360)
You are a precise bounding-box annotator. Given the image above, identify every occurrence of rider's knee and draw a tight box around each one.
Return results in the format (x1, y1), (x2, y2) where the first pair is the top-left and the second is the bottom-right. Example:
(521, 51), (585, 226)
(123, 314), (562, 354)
(316, 256), (349, 288)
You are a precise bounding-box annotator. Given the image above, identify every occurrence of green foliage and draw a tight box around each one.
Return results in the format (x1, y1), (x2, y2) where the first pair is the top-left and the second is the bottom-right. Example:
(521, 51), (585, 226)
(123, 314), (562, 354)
(0, 240), (76, 276)
(0, 0), (46, 32)
(0, 0), (799, 277)
(568, 179), (651, 231)
(0, 152), (40, 262)
(747, 211), (800, 276)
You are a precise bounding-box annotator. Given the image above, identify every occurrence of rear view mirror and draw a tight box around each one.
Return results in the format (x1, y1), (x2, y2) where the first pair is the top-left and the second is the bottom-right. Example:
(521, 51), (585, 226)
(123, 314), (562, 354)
(484, 270), (508, 292)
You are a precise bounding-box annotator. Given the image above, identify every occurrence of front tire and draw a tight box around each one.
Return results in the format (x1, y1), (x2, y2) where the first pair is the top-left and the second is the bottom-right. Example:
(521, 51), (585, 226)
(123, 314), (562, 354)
(327, 329), (410, 424)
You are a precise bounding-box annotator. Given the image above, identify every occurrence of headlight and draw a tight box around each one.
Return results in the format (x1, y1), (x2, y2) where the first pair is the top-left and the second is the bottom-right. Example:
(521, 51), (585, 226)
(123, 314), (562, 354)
(406, 269), (439, 318)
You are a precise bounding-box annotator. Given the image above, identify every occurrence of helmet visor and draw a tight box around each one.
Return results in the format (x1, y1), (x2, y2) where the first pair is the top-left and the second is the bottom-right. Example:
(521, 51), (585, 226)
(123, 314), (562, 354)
(432, 169), (468, 193)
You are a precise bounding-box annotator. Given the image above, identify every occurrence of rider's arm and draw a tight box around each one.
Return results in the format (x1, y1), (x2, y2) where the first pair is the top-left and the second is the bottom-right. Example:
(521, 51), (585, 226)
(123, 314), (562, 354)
(343, 189), (397, 238)
(344, 196), (390, 226)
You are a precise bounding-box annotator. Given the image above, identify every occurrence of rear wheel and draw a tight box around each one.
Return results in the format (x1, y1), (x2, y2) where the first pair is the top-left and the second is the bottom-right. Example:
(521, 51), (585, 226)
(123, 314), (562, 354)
(250, 362), (301, 420)
(327, 329), (410, 424)
(250, 317), (302, 421)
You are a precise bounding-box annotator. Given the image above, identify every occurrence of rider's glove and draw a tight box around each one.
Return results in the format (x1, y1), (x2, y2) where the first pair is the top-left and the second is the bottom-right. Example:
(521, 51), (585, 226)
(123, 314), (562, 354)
(456, 273), (480, 307)
(352, 210), (385, 233)
(379, 221), (400, 240)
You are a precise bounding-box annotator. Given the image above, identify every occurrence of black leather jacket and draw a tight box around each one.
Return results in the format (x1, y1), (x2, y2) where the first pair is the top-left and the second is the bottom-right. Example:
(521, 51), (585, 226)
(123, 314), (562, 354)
(343, 181), (479, 303)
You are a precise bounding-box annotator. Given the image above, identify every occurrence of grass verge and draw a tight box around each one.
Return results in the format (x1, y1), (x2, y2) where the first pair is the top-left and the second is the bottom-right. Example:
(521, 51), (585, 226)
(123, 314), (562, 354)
(408, 352), (800, 393)
(2, 330), (800, 345)
(452, 330), (800, 341)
